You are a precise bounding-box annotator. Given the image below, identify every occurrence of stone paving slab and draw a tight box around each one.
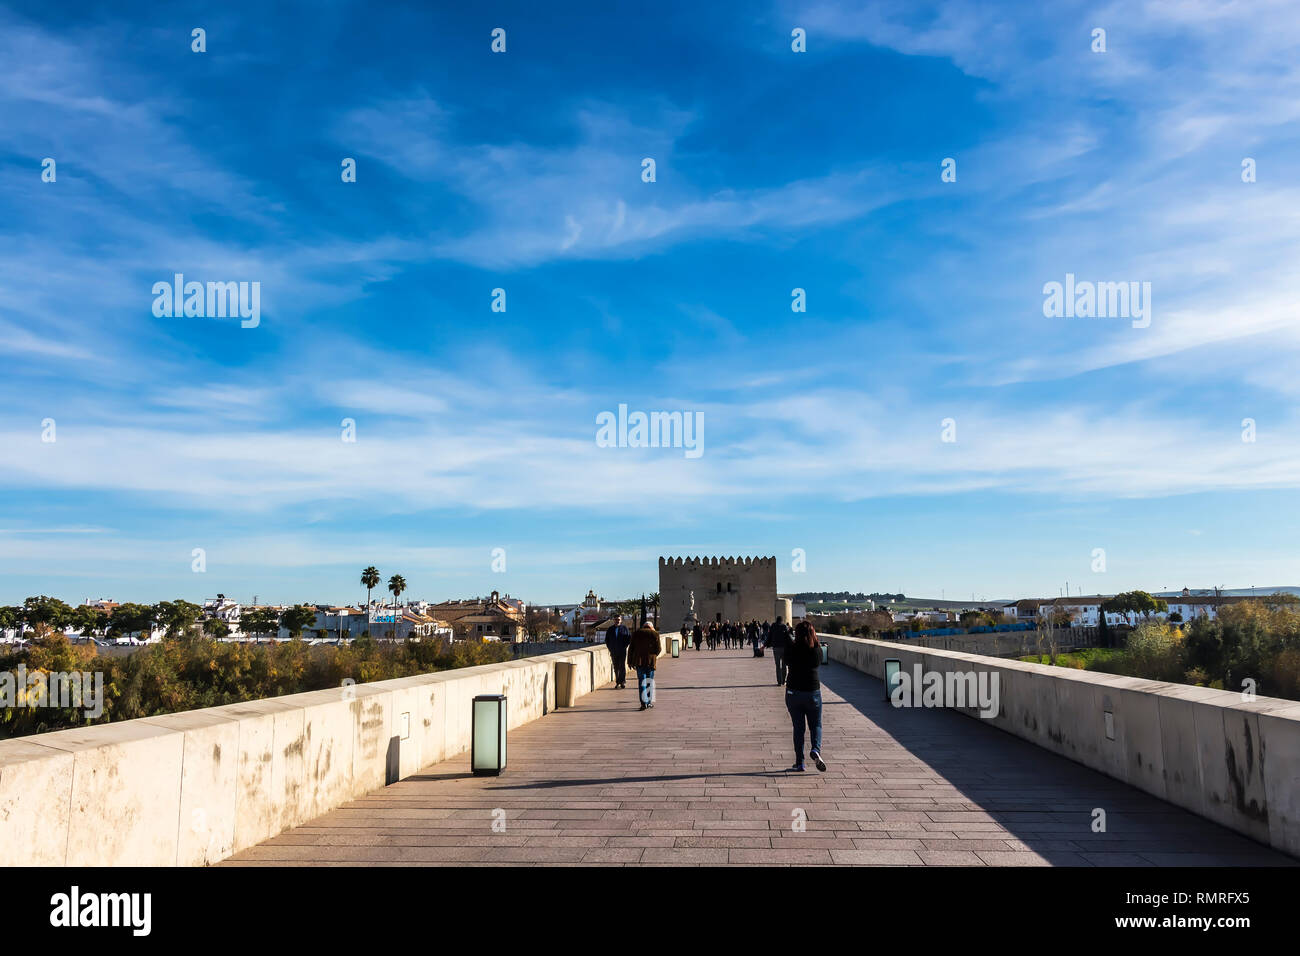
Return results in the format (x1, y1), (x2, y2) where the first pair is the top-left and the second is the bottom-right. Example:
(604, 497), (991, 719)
(224, 646), (1295, 867)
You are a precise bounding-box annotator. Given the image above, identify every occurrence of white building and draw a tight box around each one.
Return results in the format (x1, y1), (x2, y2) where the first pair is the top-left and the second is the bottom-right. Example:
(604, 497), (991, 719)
(301, 606), (371, 641)
(1005, 590), (1259, 628)
(202, 595), (244, 635)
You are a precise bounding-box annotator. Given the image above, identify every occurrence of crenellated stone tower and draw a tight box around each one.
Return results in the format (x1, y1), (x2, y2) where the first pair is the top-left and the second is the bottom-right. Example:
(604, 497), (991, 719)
(658, 556), (779, 629)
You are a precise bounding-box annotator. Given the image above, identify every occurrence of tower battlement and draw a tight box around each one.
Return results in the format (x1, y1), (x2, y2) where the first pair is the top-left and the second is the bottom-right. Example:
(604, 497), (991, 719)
(658, 556), (775, 569)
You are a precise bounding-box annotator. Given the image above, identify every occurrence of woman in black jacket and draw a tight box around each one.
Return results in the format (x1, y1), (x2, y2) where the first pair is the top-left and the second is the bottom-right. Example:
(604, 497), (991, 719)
(783, 620), (826, 772)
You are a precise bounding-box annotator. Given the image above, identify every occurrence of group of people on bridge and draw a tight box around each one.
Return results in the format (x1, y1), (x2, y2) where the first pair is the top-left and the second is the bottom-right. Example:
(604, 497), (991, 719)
(682, 618), (778, 654)
(602, 614), (827, 773)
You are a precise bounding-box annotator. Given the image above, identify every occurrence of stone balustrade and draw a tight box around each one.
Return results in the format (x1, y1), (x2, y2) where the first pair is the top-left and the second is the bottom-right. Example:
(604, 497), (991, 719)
(0, 639), (663, 866)
(823, 633), (1300, 858)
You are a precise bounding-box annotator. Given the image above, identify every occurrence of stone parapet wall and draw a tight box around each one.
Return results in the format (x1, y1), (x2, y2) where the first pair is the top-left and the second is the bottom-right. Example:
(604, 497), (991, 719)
(0, 640), (667, 866)
(822, 633), (1300, 858)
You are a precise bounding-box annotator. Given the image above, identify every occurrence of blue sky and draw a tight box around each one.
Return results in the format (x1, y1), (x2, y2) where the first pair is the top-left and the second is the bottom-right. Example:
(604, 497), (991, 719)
(2, 0), (1300, 607)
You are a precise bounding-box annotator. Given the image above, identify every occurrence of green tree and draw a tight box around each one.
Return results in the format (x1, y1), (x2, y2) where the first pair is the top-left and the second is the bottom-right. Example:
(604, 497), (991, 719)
(154, 600), (203, 639)
(387, 575), (407, 640)
(242, 608), (279, 643)
(107, 602), (155, 641)
(280, 605), (318, 640)
(203, 618), (230, 639)
(360, 566), (380, 621)
(22, 595), (74, 636)
(1103, 590), (1168, 623)
(1185, 614), (1226, 679)
(70, 604), (100, 639)
(1263, 591), (1300, 610)
(1122, 621), (1186, 682)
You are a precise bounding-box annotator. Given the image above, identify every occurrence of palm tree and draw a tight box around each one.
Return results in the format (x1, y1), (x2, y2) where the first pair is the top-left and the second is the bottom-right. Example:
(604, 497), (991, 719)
(361, 566), (380, 634)
(387, 574), (406, 640)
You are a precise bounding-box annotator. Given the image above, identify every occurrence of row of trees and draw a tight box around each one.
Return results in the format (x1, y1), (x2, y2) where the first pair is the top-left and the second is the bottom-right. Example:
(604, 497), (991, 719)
(959, 609), (1009, 628)
(10, 566), (448, 647)
(5, 568), (421, 645)
(360, 566), (406, 639)
(1, 597), (107, 639)
(524, 606), (566, 640)
(1059, 602), (1300, 701)
(1100, 590), (1169, 621)
(1, 596), (328, 644)
(817, 608), (897, 636)
(820, 607), (1012, 637)
(1180, 599), (1300, 695)
(608, 593), (659, 625)
(0, 630), (515, 738)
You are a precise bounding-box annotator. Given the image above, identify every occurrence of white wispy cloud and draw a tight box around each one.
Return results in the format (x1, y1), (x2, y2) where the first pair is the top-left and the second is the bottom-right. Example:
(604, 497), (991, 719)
(335, 95), (901, 267)
(776, 0), (1300, 392)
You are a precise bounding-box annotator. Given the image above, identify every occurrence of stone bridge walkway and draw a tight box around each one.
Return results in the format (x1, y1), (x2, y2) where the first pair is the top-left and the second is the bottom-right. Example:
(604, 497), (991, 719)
(224, 647), (1292, 866)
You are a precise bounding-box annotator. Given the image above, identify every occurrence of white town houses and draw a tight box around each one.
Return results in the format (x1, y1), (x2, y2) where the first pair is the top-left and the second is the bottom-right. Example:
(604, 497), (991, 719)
(1003, 589), (1259, 627)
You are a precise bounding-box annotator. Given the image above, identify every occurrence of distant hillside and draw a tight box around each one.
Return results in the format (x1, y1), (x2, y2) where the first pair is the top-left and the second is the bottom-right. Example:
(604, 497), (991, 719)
(805, 596), (1009, 612)
(794, 592), (904, 603)
(803, 587), (1300, 615)
(1154, 587), (1300, 598)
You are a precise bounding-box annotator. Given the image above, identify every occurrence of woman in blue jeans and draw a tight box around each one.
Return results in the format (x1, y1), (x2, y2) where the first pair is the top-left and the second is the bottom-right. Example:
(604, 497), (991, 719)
(784, 620), (826, 772)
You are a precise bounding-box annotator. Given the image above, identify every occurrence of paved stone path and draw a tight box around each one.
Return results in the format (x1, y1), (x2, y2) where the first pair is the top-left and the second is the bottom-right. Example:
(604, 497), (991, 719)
(225, 647), (1293, 866)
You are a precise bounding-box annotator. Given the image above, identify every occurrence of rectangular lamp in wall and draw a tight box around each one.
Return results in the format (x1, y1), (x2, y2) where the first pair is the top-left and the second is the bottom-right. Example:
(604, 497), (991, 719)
(472, 694), (507, 775)
(884, 659), (902, 702)
(671, 637), (680, 657)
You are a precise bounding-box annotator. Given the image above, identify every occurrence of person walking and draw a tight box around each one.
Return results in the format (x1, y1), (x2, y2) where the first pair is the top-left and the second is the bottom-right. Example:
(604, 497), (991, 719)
(766, 616), (793, 685)
(627, 617), (662, 710)
(692, 621), (703, 651)
(604, 614), (631, 690)
(783, 620), (826, 773)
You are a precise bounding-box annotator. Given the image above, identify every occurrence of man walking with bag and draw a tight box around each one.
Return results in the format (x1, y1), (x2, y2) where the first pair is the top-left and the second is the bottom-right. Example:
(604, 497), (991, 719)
(627, 612), (662, 710)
